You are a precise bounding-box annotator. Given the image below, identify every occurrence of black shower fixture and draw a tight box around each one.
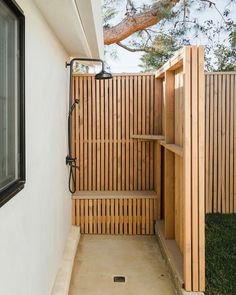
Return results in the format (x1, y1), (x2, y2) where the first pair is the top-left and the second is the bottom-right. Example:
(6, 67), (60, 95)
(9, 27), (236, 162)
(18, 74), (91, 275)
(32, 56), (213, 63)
(65, 58), (112, 80)
(65, 58), (112, 194)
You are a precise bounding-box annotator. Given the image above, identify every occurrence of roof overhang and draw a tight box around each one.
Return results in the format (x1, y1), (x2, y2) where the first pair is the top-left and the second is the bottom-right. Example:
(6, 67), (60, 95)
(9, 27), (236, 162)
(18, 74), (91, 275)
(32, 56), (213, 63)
(33, 0), (104, 58)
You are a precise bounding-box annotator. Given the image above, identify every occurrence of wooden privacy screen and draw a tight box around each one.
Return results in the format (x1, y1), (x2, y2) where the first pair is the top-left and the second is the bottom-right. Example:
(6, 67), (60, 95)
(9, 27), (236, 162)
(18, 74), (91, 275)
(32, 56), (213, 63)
(155, 46), (205, 292)
(205, 72), (236, 213)
(72, 74), (161, 192)
(71, 73), (162, 235)
(72, 192), (158, 235)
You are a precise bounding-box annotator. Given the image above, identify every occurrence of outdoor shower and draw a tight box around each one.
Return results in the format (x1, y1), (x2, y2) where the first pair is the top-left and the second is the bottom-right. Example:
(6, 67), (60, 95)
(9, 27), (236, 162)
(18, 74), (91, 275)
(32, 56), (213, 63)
(65, 58), (112, 193)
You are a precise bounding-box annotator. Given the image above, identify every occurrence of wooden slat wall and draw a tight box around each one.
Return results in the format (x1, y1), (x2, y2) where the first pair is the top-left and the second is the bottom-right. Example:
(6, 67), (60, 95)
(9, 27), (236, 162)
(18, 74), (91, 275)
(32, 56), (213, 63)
(155, 46), (205, 292)
(205, 72), (236, 213)
(73, 74), (159, 192)
(184, 46), (205, 292)
(73, 195), (158, 235)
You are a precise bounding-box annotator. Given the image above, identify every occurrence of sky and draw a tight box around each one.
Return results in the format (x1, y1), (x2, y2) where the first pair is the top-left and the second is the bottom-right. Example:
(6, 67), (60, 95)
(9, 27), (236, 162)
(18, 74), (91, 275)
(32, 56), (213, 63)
(103, 0), (236, 73)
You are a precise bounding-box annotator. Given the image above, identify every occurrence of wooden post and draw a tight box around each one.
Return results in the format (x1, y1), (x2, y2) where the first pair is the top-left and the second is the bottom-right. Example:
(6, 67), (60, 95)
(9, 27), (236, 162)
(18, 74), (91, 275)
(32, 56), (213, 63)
(164, 70), (175, 239)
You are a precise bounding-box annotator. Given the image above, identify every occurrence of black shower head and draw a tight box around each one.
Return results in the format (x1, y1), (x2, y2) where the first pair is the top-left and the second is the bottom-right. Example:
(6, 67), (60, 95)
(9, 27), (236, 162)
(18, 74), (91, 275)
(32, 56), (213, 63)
(66, 58), (113, 80)
(95, 69), (113, 80)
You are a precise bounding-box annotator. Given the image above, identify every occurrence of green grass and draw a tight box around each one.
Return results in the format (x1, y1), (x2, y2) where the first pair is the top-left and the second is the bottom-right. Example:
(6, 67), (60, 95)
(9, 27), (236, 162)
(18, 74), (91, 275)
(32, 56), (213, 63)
(205, 214), (236, 295)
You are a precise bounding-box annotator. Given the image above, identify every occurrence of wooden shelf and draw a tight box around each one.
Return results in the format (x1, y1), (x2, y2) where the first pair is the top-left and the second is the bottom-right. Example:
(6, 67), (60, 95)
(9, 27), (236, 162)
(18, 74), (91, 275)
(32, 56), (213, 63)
(166, 144), (183, 157)
(72, 190), (157, 200)
(159, 140), (166, 147)
(131, 134), (165, 141)
(159, 141), (183, 157)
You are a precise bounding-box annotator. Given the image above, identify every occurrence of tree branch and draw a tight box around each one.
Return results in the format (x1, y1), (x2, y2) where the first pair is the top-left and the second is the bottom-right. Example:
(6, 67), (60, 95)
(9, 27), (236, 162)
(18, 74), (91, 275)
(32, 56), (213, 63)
(116, 42), (150, 52)
(200, 0), (234, 26)
(104, 0), (180, 45)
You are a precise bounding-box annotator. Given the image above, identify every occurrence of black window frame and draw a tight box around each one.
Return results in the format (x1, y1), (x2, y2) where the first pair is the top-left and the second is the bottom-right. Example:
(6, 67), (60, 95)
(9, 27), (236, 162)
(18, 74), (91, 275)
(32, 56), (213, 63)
(0, 0), (25, 208)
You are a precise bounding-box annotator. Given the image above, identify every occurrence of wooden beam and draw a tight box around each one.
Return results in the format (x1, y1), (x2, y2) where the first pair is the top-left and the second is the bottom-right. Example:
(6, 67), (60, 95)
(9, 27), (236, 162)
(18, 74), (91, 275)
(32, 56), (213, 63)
(72, 190), (157, 200)
(155, 47), (184, 78)
(183, 46), (192, 291)
(131, 134), (164, 141)
(164, 149), (175, 239)
(164, 70), (175, 239)
(198, 46), (205, 291)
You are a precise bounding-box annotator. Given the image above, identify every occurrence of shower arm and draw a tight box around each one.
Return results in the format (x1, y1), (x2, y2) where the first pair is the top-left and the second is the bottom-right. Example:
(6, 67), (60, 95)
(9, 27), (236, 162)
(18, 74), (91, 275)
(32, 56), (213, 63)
(66, 58), (104, 110)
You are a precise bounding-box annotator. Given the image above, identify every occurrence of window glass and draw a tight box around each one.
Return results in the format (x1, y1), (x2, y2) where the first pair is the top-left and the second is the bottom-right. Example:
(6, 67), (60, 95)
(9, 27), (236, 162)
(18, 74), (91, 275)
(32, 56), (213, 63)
(0, 1), (20, 191)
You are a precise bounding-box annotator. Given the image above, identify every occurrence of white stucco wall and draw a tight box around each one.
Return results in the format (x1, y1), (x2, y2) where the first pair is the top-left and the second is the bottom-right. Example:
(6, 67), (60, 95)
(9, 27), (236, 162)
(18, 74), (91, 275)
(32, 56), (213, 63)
(0, 1), (71, 294)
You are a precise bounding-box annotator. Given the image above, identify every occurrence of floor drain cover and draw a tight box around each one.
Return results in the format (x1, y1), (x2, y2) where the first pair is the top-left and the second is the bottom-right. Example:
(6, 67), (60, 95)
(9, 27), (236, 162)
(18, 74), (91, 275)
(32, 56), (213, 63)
(113, 276), (126, 283)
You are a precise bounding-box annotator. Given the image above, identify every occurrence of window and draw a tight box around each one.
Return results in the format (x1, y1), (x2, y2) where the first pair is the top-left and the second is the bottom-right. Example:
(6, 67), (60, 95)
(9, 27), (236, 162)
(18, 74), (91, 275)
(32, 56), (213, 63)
(0, 0), (25, 207)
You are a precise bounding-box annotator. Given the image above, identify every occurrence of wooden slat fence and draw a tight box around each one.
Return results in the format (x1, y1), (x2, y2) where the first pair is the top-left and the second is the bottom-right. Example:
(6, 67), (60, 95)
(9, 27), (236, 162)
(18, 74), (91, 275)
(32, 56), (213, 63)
(73, 74), (160, 192)
(71, 73), (162, 236)
(205, 72), (236, 213)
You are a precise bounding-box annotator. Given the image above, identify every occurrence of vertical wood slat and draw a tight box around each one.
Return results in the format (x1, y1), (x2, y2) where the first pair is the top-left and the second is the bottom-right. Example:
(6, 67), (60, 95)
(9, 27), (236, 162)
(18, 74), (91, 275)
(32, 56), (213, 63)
(117, 76), (121, 191)
(105, 80), (109, 191)
(124, 199), (128, 234)
(111, 199), (114, 234)
(164, 71), (175, 239)
(79, 78), (84, 190)
(98, 199), (101, 234)
(222, 75), (226, 213)
(183, 46), (192, 291)
(142, 77), (146, 190)
(88, 78), (92, 191)
(101, 81), (105, 190)
(205, 74), (210, 213)
(226, 75), (230, 213)
(83, 78), (88, 190)
(75, 77), (80, 191)
(113, 77), (117, 191)
(150, 76), (154, 190)
(213, 74), (217, 212)
(92, 77), (96, 191)
(191, 47), (199, 290)
(198, 46), (205, 291)
(137, 76), (142, 190)
(146, 77), (150, 190)
(109, 79), (113, 191)
(133, 76), (138, 191)
(126, 77), (130, 191)
(84, 199), (88, 234)
(96, 80), (101, 191)
(229, 75), (234, 213)
(130, 76), (134, 190)
(121, 77), (126, 190)
(74, 196), (157, 235)
(217, 74), (221, 212)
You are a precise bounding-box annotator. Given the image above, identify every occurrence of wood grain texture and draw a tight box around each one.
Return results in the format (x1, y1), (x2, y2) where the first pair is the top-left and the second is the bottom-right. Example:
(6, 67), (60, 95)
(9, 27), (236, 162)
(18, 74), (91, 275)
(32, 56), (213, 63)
(74, 195), (157, 235)
(73, 74), (160, 193)
(71, 56), (208, 292)
(205, 72), (236, 213)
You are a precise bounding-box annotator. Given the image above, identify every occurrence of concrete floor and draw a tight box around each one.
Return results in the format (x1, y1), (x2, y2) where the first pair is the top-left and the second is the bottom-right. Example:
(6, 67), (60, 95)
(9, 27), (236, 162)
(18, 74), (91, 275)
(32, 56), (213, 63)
(69, 235), (176, 295)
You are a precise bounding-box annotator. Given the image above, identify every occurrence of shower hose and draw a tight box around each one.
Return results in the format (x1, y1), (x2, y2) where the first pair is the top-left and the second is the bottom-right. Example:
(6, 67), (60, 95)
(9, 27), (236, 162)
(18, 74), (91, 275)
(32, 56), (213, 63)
(67, 99), (79, 194)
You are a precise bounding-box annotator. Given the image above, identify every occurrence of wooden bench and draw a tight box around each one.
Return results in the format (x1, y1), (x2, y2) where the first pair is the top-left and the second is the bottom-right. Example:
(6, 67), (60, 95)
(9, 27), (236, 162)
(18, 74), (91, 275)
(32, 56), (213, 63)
(72, 191), (158, 235)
